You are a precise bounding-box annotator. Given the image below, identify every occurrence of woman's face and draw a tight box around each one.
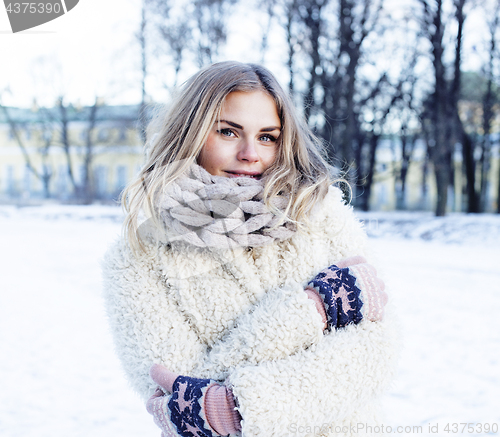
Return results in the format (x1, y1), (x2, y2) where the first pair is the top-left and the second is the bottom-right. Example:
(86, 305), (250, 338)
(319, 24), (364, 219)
(198, 90), (281, 179)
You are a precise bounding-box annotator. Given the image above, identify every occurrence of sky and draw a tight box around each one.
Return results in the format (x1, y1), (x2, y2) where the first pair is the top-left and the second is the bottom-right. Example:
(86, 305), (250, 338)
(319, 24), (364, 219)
(0, 0), (145, 107)
(0, 0), (270, 108)
(0, 0), (493, 109)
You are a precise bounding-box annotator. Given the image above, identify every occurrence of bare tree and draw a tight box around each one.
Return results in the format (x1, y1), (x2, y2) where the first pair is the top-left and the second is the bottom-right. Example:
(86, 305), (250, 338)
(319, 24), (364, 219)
(80, 98), (100, 203)
(37, 96), (104, 201)
(137, 0), (149, 144)
(451, 0), (481, 213)
(0, 102), (40, 188)
(193, 0), (236, 67)
(393, 54), (420, 210)
(418, 0), (457, 216)
(57, 97), (78, 195)
(267, 0), (431, 210)
(145, 0), (236, 85)
(0, 93), (54, 198)
(481, 1), (500, 212)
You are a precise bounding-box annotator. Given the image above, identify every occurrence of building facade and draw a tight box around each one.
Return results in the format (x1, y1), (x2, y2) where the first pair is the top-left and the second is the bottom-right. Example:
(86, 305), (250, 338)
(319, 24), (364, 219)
(1, 104), (499, 211)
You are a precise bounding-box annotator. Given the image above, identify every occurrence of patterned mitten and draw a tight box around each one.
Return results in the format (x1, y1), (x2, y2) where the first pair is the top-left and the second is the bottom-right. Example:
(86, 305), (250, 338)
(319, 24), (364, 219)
(147, 364), (241, 437)
(306, 256), (388, 329)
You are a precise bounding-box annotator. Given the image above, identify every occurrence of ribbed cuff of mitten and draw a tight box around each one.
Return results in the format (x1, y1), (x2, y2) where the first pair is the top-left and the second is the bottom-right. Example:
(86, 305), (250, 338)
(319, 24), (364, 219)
(304, 287), (328, 329)
(205, 384), (242, 436)
(348, 263), (388, 321)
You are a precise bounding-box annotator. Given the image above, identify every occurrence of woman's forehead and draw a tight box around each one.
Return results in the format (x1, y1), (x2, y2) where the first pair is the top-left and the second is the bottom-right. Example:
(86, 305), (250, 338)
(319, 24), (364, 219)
(217, 91), (280, 127)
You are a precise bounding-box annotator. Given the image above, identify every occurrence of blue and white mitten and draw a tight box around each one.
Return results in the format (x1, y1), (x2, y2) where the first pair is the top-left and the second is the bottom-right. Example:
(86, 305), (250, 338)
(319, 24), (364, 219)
(306, 256), (388, 329)
(147, 364), (241, 437)
(307, 264), (363, 329)
(168, 376), (216, 437)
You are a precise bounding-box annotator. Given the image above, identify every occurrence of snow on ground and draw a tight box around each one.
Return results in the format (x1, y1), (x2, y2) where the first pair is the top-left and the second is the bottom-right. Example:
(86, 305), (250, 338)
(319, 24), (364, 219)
(0, 205), (499, 437)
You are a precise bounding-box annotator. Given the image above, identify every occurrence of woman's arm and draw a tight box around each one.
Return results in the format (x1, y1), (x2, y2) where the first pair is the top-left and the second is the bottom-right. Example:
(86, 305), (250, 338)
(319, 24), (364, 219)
(192, 281), (326, 380)
(193, 188), (388, 380)
(226, 315), (398, 437)
(102, 238), (325, 399)
(103, 188), (388, 399)
(102, 239), (209, 398)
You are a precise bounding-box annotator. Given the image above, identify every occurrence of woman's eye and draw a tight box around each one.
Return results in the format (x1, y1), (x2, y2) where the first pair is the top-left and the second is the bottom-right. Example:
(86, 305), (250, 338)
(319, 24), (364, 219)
(259, 134), (277, 142)
(217, 128), (235, 137)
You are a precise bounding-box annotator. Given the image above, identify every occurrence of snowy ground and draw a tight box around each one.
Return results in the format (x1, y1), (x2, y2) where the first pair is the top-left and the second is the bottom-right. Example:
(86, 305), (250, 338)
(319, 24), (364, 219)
(0, 205), (499, 437)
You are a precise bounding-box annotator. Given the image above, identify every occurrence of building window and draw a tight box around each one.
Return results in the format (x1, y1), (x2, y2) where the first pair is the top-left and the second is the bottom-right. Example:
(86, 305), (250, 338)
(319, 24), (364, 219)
(24, 165), (31, 194)
(5, 165), (15, 195)
(93, 165), (108, 198)
(56, 165), (70, 198)
(115, 165), (127, 193)
(119, 128), (127, 141)
(98, 128), (110, 142)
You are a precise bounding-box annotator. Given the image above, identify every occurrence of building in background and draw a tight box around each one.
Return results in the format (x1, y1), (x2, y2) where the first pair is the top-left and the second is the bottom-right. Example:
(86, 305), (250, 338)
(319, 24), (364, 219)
(0, 104), (498, 211)
(0, 104), (145, 203)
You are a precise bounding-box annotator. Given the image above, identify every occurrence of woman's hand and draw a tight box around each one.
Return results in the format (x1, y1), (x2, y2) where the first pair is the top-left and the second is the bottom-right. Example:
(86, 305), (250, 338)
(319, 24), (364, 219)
(305, 256), (388, 330)
(147, 364), (241, 437)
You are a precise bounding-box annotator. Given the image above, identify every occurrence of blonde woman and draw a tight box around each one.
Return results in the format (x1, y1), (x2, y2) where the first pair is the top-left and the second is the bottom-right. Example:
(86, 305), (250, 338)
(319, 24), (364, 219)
(102, 61), (396, 437)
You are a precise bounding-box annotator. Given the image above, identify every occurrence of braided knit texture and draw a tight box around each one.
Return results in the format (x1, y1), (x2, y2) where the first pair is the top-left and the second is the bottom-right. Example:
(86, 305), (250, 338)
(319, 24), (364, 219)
(156, 163), (296, 249)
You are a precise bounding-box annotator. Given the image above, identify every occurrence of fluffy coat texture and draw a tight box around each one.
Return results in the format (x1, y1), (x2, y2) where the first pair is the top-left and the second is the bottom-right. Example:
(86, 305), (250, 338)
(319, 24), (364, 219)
(102, 186), (398, 437)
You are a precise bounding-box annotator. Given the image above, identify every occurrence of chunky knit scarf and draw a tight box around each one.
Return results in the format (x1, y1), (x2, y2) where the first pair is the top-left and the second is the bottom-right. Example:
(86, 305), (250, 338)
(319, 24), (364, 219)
(154, 164), (296, 249)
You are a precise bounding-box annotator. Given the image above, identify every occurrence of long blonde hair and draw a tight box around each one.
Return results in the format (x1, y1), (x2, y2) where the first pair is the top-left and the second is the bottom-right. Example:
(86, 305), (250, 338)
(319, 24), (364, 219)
(122, 61), (333, 252)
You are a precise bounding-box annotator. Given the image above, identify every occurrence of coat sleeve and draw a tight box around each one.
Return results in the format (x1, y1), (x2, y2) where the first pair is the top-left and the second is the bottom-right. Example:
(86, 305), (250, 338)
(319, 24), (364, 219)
(102, 239), (210, 398)
(226, 315), (399, 437)
(192, 188), (375, 382)
(192, 280), (326, 380)
(102, 238), (325, 399)
(222, 189), (398, 436)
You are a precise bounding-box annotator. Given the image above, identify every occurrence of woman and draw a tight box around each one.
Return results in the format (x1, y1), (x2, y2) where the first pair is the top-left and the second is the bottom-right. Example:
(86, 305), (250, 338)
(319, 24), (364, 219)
(102, 61), (397, 437)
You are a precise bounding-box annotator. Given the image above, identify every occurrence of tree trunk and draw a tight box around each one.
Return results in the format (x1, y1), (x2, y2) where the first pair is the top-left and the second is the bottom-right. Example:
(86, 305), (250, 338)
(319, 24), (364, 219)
(434, 165), (448, 216)
(358, 133), (378, 211)
(479, 4), (498, 212)
(497, 162), (500, 213)
(396, 133), (410, 210)
(82, 99), (99, 204)
(421, 139), (430, 210)
(0, 104), (41, 182)
(139, 1), (148, 144)
(59, 99), (78, 197)
(285, 1), (296, 94)
(337, 0), (361, 177)
(452, 0), (479, 212)
(303, 0), (324, 123)
(461, 130), (480, 212)
(426, 0), (452, 216)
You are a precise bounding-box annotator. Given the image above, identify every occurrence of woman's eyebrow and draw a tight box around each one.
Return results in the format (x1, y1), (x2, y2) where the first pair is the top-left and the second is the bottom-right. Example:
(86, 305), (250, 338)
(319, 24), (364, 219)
(219, 120), (281, 132)
(261, 126), (281, 132)
(219, 119), (243, 129)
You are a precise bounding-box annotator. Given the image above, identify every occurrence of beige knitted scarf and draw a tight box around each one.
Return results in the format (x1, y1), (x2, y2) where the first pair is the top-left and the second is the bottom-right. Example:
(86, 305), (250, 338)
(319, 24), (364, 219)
(154, 163), (296, 249)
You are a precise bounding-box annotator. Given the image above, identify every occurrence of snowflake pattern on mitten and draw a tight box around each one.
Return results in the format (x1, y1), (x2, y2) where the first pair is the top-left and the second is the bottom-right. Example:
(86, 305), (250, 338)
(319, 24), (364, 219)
(308, 265), (363, 329)
(168, 376), (216, 437)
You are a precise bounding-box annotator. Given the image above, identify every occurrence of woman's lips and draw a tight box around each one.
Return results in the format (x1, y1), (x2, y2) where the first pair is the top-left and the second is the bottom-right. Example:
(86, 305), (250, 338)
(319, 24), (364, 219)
(224, 171), (261, 179)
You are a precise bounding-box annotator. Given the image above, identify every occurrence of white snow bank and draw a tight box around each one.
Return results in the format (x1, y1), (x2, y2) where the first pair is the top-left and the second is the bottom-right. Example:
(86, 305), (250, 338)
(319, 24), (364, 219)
(0, 204), (125, 223)
(355, 211), (500, 246)
(2, 204), (499, 246)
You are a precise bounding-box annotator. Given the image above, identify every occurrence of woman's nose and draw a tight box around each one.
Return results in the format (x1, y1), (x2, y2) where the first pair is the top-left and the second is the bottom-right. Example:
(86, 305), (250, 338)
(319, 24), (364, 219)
(237, 139), (259, 162)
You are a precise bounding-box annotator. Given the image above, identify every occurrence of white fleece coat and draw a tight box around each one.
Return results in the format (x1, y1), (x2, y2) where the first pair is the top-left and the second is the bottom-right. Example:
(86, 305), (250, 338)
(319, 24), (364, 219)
(102, 187), (398, 437)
